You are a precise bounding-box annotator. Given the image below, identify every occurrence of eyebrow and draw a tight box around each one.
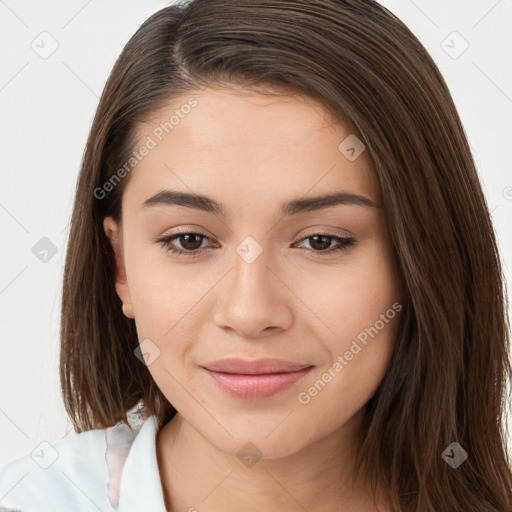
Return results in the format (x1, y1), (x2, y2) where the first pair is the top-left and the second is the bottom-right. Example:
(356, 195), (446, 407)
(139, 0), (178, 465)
(141, 188), (379, 216)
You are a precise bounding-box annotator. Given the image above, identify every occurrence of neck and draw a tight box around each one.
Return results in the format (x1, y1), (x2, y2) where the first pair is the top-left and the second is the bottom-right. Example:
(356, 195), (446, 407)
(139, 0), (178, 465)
(156, 410), (389, 512)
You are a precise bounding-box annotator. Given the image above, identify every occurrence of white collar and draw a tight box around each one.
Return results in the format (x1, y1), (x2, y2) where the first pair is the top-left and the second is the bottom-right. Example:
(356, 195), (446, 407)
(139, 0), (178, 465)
(0, 413), (168, 511)
(115, 415), (167, 511)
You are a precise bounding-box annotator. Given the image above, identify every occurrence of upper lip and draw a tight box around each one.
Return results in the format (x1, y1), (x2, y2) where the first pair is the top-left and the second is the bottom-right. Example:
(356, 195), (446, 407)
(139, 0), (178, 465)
(201, 358), (313, 375)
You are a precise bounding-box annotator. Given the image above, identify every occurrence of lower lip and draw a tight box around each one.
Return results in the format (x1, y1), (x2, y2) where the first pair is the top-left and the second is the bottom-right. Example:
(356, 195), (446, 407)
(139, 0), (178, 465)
(201, 367), (314, 400)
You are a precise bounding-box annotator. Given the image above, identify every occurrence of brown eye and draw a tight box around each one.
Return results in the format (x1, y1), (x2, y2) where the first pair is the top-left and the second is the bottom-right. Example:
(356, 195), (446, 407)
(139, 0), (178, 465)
(172, 233), (204, 251)
(155, 232), (214, 256)
(294, 234), (356, 256)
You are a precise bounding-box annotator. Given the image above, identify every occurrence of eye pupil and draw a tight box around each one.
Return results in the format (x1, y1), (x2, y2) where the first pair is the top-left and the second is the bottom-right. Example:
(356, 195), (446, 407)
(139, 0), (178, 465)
(180, 233), (203, 250)
(309, 235), (331, 251)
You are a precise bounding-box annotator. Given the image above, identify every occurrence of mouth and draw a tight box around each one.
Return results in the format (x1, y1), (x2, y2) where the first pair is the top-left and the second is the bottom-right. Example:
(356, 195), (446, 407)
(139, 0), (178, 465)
(200, 358), (314, 400)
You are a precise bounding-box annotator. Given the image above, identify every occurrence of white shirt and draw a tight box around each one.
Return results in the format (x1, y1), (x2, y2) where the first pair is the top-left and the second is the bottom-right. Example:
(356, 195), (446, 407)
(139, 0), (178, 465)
(0, 413), (167, 511)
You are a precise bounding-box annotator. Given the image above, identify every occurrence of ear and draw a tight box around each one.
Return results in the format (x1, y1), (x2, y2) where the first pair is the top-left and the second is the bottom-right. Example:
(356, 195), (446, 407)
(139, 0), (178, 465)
(103, 216), (135, 319)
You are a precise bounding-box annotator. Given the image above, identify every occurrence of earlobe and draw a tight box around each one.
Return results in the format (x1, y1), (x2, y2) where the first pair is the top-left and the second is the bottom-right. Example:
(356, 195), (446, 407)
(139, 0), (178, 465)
(103, 216), (135, 319)
(121, 302), (134, 319)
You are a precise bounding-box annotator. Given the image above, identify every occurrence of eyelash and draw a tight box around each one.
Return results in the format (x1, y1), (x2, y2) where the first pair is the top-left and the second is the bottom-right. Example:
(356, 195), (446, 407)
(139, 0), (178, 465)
(153, 231), (356, 258)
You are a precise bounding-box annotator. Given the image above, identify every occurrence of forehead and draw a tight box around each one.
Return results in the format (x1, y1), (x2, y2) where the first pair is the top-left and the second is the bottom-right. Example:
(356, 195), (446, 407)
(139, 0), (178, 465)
(122, 87), (380, 215)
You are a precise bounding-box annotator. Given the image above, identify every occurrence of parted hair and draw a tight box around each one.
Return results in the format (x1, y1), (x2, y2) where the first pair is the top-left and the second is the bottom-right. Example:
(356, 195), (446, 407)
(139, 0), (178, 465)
(60, 1), (512, 510)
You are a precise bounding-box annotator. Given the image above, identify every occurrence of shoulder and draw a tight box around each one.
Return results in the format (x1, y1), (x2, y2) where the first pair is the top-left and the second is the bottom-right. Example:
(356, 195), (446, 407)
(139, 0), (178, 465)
(0, 426), (111, 511)
(0, 413), (149, 512)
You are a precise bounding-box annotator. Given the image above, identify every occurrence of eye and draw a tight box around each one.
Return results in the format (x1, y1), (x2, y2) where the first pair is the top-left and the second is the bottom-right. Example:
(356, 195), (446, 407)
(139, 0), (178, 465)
(154, 231), (216, 257)
(293, 233), (356, 256)
(154, 231), (356, 257)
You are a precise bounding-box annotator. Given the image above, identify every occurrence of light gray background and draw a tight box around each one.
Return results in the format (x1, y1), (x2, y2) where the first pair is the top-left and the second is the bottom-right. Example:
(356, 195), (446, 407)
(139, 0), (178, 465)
(1, 0), (511, 467)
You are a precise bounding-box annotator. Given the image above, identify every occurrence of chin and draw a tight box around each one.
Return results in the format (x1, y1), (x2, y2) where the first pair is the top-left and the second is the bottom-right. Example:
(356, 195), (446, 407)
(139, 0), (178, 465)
(200, 423), (309, 462)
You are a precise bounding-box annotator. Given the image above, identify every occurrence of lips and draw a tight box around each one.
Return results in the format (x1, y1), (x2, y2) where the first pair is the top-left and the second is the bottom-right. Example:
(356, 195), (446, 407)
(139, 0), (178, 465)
(201, 357), (313, 375)
(200, 358), (314, 400)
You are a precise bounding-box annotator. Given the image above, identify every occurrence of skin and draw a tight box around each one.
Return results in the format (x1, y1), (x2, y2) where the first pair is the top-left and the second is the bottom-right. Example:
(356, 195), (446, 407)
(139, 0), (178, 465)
(103, 86), (403, 512)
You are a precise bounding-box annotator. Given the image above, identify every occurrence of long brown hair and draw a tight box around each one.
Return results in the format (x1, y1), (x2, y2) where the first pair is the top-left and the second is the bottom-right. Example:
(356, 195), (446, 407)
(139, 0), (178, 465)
(60, 1), (512, 510)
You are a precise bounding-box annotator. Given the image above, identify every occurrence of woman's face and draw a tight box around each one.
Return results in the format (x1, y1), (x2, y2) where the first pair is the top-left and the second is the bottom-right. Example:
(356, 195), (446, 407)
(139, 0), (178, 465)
(104, 86), (404, 458)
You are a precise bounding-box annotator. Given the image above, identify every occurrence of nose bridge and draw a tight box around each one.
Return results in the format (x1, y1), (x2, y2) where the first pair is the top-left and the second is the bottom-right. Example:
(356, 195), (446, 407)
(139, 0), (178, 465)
(229, 235), (276, 307)
(212, 235), (292, 337)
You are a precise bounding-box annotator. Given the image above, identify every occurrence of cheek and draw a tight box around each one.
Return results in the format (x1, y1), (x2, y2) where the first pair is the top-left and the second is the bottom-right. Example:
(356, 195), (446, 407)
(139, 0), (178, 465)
(127, 265), (203, 400)
(295, 283), (400, 436)
(293, 240), (401, 406)
(292, 242), (400, 341)
(126, 255), (207, 338)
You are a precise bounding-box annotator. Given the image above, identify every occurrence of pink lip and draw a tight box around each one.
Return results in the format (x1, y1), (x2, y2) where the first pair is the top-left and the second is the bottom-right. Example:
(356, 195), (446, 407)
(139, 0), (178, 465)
(200, 358), (314, 400)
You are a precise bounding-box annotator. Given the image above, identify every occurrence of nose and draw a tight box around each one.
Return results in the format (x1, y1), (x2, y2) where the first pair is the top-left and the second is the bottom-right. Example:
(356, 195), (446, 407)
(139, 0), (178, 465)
(212, 243), (293, 339)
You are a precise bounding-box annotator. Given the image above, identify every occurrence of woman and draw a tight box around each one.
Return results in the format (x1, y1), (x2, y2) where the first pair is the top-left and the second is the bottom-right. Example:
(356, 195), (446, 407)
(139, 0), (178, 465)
(1, 1), (511, 511)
